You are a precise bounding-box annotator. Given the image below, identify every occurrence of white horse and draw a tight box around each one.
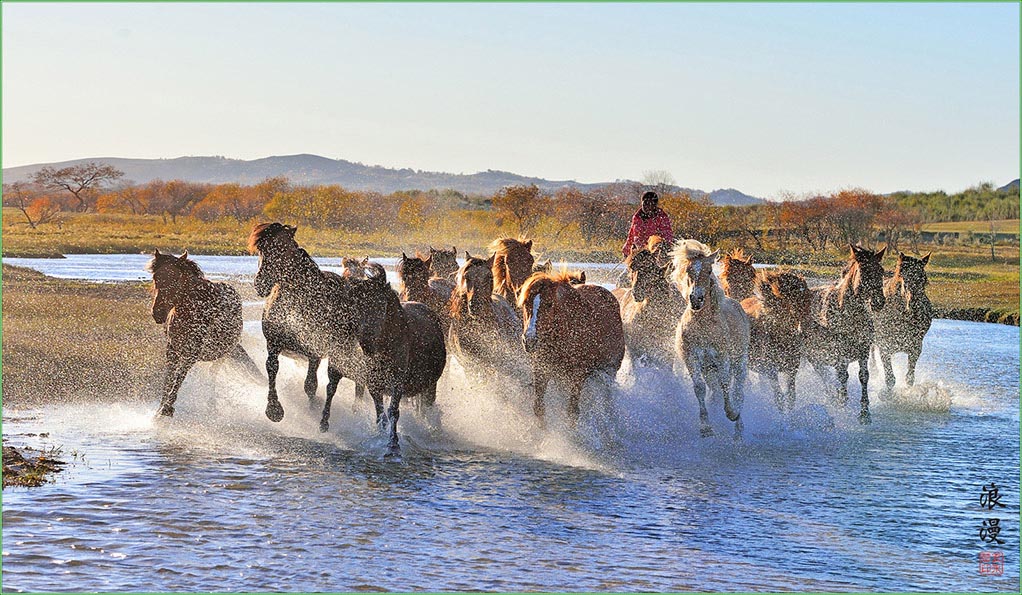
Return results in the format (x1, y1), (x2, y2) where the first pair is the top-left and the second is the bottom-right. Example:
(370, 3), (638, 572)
(671, 239), (751, 438)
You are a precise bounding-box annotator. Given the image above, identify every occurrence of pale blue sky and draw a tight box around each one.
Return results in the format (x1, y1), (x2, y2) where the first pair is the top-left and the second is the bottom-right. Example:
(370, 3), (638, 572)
(2, 2), (1018, 197)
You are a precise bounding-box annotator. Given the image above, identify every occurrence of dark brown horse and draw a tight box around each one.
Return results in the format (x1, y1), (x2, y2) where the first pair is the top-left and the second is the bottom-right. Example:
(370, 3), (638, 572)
(619, 247), (684, 368)
(518, 272), (625, 426)
(428, 246), (459, 281)
(720, 248), (757, 302)
(805, 245), (887, 423)
(148, 250), (256, 418)
(447, 252), (527, 381)
(250, 223), (446, 453)
(397, 252), (456, 332)
(873, 252), (933, 390)
(491, 237), (535, 303)
(741, 270), (812, 414)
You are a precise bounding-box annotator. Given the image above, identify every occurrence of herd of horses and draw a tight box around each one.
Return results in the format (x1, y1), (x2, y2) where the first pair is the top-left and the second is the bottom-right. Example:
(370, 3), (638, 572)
(147, 222), (934, 454)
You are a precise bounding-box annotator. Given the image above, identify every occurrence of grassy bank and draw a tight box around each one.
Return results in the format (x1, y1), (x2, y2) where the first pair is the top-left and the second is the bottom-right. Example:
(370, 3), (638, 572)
(1, 264), (166, 408)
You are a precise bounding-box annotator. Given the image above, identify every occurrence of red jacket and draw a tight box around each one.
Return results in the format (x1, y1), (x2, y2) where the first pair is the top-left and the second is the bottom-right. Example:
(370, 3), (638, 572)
(623, 207), (674, 257)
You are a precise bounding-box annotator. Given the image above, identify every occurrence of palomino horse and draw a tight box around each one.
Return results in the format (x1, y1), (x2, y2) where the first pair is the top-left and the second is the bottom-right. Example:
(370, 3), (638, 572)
(873, 252), (932, 390)
(741, 271), (812, 415)
(397, 252), (456, 332)
(720, 248), (757, 302)
(804, 245), (887, 424)
(619, 247), (685, 368)
(518, 272), (624, 426)
(147, 250), (256, 417)
(671, 239), (751, 438)
(250, 223), (446, 453)
(429, 246), (459, 281)
(447, 252), (527, 381)
(491, 238), (535, 303)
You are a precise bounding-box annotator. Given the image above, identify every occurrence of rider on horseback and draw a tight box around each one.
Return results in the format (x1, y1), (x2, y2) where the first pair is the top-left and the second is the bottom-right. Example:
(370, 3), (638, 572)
(623, 191), (674, 259)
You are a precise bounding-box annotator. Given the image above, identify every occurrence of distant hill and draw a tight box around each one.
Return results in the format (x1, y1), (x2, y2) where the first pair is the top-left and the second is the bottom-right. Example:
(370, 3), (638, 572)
(999, 179), (1019, 192)
(1, 154), (764, 206)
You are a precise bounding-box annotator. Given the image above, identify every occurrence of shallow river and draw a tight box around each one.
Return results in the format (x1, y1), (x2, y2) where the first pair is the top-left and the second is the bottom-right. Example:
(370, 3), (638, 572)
(2, 255), (1019, 592)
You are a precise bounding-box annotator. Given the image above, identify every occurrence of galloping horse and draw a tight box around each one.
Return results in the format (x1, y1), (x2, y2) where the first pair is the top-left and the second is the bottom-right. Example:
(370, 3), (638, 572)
(447, 252), (526, 381)
(250, 223), (445, 453)
(491, 238), (535, 303)
(873, 252), (932, 390)
(397, 252), (456, 332)
(518, 272), (624, 426)
(533, 259), (586, 284)
(671, 239), (750, 438)
(428, 246), (459, 281)
(741, 271), (812, 415)
(620, 247), (684, 368)
(341, 257), (369, 279)
(720, 248), (757, 302)
(147, 250), (255, 418)
(804, 245), (887, 423)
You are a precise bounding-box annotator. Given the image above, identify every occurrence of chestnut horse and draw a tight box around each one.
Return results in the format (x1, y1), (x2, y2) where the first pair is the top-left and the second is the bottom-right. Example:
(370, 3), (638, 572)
(397, 252), (456, 333)
(619, 247), (684, 368)
(671, 239), (750, 438)
(250, 223), (446, 453)
(804, 245), (887, 424)
(428, 246), (459, 281)
(741, 270), (812, 415)
(491, 238), (535, 303)
(148, 250), (257, 417)
(518, 272), (624, 426)
(873, 252), (933, 390)
(720, 248), (757, 302)
(447, 252), (527, 381)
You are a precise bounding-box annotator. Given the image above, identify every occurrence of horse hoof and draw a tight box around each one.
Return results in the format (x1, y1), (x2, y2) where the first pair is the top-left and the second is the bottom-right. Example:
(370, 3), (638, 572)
(157, 406), (175, 418)
(319, 421), (329, 433)
(265, 402), (284, 423)
(859, 410), (872, 425)
(384, 445), (401, 459)
(700, 426), (715, 438)
(724, 407), (740, 422)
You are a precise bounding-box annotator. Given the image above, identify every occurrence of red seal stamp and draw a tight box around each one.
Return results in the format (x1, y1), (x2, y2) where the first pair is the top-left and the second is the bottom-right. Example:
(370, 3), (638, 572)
(978, 551), (1004, 576)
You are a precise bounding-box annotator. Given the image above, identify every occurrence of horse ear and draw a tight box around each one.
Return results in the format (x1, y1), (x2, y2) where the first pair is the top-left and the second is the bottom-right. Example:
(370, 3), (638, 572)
(451, 246), (456, 254)
(579, 271), (586, 284)
(921, 253), (930, 266)
(179, 251), (188, 260)
(153, 248), (161, 257)
(425, 254), (433, 266)
(876, 246), (887, 260)
(745, 256), (753, 265)
(525, 240), (533, 251)
(286, 225), (297, 237)
(465, 250), (472, 261)
(401, 252), (408, 261)
(898, 251), (906, 261)
(708, 250), (719, 262)
(360, 256), (369, 266)
(849, 244), (859, 258)
(487, 254), (496, 267)
(429, 246), (436, 254)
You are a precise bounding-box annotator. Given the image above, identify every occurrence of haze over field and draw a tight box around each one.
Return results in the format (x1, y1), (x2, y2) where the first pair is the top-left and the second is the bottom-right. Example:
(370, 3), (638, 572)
(2, 3), (1018, 197)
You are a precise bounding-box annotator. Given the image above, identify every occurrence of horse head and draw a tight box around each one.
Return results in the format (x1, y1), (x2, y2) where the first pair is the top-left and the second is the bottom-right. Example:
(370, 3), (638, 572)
(341, 256), (370, 279)
(491, 237), (535, 300)
(848, 244), (887, 312)
(627, 248), (668, 302)
(517, 272), (577, 354)
(894, 252), (930, 303)
(147, 249), (202, 324)
(758, 270), (812, 321)
(670, 239), (720, 313)
(452, 252), (496, 318)
(398, 252), (432, 294)
(720, 248), (757, 301)
(428, 245), (459, 280)
(249, 222), (299, 297)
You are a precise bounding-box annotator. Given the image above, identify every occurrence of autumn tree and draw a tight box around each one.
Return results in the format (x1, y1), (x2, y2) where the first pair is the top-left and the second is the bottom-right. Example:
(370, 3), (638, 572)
(32, 162), (124, 212)
(193, 183), (265, 222)
(827, 189), (883, 247)
(143, 179), (208, 223)
(493, 184), (548, 235)
(96, 182), (147, 215)
(3, 181), (54, 228)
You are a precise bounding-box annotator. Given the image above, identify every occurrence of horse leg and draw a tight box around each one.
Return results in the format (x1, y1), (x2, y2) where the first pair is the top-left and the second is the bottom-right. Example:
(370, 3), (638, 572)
(532, 370), (550, 423)
(370, 388), (386, 433)
(878, 347), (896, 393)
(835, 362), (849, 406)
(158, 348), (193, 417)
(906, 346), (921, 387)
(566, 376), (585, 429)
(264, 347), (285, 422)
(858, 356), (872, 425)
(385, 384), (404, 457)
(724, 357), (746, 440)
(304, 356), (321, 404)
(320, 365), (343, 433)
(684, 354), (713, 437)
(781, 362), (798, 416)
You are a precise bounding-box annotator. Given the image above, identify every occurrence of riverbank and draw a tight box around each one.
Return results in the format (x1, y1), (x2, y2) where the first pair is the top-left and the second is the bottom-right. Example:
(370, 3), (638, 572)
(2, 444), (65, 488)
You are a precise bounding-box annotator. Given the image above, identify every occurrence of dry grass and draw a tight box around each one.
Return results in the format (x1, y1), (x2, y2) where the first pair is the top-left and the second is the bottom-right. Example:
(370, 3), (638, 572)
(1, 264), (166, 407)
(922, 219), (1020, 234)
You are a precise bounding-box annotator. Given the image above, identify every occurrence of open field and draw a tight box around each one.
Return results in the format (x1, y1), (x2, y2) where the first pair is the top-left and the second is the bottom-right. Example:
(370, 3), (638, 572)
(921, 219), (1020, 234)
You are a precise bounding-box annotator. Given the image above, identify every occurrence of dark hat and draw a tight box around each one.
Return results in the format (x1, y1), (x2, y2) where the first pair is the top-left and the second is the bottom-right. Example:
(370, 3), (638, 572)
(641, 191), (659, 202)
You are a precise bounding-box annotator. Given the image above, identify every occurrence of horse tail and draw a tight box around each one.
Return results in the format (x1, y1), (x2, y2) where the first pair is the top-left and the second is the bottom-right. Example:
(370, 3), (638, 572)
(228, 343), (266, 383)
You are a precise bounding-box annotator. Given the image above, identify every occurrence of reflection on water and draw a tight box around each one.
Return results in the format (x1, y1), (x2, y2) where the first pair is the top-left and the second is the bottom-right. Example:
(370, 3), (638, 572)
(2, 256), (1019, 591)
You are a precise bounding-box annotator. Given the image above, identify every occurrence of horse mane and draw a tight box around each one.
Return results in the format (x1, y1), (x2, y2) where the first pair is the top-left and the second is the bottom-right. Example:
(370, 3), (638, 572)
(757, 270), (811, 316)
(449, 255), (493, 320)
(146, 252), (203, 277)
(490, 237), (534, 298)
(669, 239), (715, 284)
(517, 271), (578, 308)
(248, 222), (295, 254)
(645, 235), (665, 252)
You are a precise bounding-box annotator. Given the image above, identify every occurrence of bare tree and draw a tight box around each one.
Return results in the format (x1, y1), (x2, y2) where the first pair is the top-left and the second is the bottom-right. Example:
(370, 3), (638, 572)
(642, 169), (678, 198)
(33, 162), (124, 212)
(4, 181), (42, 228)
